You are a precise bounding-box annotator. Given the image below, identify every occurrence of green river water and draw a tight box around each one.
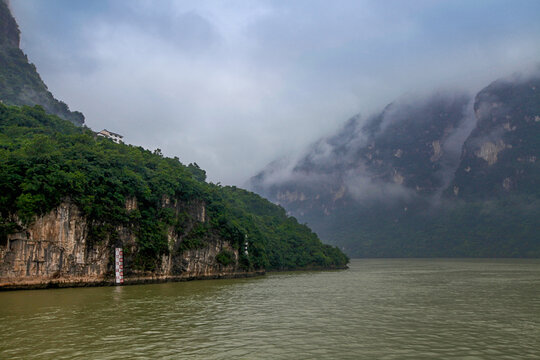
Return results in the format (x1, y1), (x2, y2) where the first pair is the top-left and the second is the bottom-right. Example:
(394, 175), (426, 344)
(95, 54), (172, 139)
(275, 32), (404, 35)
(1, 259), (539, 359)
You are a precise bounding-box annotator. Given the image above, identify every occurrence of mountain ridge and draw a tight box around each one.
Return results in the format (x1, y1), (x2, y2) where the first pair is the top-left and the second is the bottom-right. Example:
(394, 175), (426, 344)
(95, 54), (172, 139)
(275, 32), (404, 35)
(0, 0), (84, 126)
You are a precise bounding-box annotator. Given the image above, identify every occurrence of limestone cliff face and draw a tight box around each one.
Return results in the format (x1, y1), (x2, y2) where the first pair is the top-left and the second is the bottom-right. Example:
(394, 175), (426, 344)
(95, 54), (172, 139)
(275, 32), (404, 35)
(0, 199), (254, 289)
(0, 203), (106, 283)
(450, 74), (540, 198)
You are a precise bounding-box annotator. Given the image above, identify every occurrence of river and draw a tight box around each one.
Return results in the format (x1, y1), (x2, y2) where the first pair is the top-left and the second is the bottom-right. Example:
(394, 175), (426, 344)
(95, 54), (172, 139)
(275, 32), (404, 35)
(1, 259), (539, 359)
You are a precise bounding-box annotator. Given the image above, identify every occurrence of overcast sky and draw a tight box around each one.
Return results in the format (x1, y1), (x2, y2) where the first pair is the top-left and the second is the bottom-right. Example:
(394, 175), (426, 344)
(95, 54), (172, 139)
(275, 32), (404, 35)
(9, 0), (540, 185)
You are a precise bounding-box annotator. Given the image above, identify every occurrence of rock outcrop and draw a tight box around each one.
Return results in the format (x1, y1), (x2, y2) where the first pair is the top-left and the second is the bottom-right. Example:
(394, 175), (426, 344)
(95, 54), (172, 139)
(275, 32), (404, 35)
(0, 200), (260, 290)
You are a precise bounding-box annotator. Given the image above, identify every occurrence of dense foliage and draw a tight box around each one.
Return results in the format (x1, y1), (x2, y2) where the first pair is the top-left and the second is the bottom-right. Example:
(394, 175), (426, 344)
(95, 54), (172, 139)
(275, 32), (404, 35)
(0, 103), (348, 270)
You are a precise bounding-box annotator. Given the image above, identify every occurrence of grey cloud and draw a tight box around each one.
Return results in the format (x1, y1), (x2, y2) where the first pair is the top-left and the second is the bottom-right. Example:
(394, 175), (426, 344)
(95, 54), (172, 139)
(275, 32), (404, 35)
(9, 0), (540, 185)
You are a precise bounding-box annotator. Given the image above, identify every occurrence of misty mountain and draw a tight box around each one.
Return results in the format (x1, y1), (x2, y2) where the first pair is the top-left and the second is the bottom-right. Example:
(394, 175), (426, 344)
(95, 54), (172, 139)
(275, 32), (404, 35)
(450, 74), (540, 199)
(251, 91), (473, 221)
(250, 73), (540, 257)
(0, 0), (84, 125)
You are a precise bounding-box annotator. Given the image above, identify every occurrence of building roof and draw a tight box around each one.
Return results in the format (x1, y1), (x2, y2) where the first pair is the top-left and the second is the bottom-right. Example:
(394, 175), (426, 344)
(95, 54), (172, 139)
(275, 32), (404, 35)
(98, 129), (123, 138)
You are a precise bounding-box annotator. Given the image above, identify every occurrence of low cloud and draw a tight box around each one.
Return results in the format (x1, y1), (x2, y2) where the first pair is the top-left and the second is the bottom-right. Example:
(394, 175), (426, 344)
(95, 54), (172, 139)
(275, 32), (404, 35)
(9, 0), (540, 185)
(344, 171), (414, 203)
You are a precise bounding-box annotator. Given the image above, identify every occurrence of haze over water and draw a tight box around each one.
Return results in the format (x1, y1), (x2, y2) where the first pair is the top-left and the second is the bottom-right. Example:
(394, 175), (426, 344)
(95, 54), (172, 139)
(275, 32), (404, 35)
(1, 259), (539, 359)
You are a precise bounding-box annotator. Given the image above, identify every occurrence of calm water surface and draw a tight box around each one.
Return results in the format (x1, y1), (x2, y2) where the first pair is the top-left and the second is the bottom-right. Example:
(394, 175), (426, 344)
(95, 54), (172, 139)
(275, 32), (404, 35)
(1, 259), (540, 359)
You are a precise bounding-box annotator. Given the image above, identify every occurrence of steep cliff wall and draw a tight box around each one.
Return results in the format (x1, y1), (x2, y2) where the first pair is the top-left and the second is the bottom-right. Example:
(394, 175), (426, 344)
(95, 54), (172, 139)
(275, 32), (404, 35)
(0, 199), (259, 290)
(0, 0), (19, 48)
(450, 75), (540, 198)
(0, 0), (85, 125)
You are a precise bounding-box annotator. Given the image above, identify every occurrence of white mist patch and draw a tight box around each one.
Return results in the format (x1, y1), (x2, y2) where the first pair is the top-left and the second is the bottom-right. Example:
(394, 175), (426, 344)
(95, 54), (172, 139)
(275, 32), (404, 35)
(344, 170), (414, 202)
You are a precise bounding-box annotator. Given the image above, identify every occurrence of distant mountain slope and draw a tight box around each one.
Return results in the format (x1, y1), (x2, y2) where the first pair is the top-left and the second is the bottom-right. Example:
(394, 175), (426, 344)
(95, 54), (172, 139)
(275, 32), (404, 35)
(251, 91), (472, 223)
(450, 74), (540, 199)
(250, 73), (540, 258)
(0, 0), (84, 125)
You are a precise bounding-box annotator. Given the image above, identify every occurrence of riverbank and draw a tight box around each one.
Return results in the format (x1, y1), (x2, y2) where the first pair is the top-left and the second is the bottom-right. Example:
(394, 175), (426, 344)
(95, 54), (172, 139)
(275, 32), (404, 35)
(0, 270), (266, 291)
(0, 263), (351, 291)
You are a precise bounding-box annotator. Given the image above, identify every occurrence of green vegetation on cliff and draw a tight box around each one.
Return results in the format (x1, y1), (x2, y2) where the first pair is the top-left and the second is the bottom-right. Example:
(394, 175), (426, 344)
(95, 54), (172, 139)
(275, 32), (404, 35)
(0, 103), (348, 270)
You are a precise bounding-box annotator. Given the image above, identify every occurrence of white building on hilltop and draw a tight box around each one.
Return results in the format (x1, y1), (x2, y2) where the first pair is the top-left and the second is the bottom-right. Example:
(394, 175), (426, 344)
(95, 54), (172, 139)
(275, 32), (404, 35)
(97, 129), (123, 144)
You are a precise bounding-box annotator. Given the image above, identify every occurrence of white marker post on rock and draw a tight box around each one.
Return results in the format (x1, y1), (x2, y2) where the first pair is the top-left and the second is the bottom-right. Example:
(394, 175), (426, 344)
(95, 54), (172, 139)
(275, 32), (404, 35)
(115, 248), (124, 285)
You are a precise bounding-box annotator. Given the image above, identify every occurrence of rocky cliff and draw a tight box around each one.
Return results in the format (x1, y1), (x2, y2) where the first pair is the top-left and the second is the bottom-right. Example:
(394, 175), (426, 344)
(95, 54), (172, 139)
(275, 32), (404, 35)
(0, 198), (256, 290)
(450, 74), (540, 199)
(0, 0), (84, 125)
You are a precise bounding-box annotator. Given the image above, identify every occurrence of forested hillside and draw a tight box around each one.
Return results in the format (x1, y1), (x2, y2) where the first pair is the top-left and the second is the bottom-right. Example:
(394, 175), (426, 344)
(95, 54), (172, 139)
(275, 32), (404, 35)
(0, 103), (348, 271)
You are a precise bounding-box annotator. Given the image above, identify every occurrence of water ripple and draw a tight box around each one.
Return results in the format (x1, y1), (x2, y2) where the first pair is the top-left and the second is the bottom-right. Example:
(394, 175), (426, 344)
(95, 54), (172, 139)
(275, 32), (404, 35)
(1, 259), (540, 359)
